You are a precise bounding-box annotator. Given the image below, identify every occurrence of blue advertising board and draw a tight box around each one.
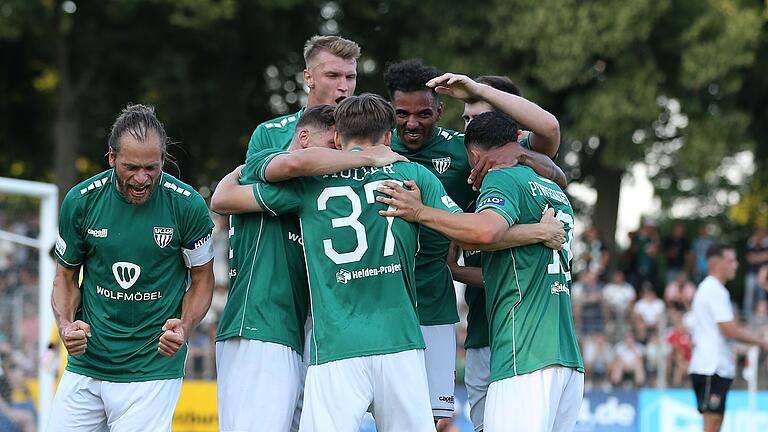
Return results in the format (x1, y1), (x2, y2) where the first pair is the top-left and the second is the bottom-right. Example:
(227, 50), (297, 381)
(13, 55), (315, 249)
(639, 389), (768, 432)
(576, 390), (638, 432)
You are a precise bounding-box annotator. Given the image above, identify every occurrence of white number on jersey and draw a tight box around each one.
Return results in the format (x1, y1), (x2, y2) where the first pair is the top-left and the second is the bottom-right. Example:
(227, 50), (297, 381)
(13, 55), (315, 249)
(317, 181), (403, 265)
(546, 209), (574, 281)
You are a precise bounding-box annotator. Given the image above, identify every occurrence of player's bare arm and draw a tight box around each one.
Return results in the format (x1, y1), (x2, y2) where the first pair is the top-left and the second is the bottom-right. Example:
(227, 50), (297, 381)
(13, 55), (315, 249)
(467, 142), (568, 191)
(718, 321), (768, 351)
(262, 145), (408, 182)
(427, 72), (560, 157)
(159, 260), (215, 357)
(447, 242), (485, 287)
(52, 263), (91, 356)
(377, 180), (564, 251)
(210, 165), (264, 215)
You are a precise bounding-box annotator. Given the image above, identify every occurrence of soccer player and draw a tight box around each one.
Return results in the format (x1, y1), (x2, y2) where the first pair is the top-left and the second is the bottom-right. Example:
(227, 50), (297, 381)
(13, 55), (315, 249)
(689, 243), (768, 432)
(377, 111), (584, 432)
(382, 59), (567, 420)
(434, 72), (567, 431)
(246, 35), (360, 157)
(213, 94), (562, 431)
(49, 104), (215, 432)
(212, 105), (408, 432)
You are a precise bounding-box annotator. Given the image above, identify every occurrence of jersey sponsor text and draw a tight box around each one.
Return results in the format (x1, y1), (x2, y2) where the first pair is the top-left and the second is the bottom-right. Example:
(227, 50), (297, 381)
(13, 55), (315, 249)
(335, 263), (403, 284)
(96, 285), (163, 301)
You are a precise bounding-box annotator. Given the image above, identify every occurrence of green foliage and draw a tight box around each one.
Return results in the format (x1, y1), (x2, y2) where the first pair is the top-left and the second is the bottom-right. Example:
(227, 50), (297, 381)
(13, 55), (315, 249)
(0, 0), (766, 235)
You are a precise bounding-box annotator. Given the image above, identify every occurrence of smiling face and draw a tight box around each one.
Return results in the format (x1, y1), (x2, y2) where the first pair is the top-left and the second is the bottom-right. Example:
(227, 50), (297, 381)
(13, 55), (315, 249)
(391, 90), (443, 151)
(109, 131), (163, 204)
(304, 50), (358, 107)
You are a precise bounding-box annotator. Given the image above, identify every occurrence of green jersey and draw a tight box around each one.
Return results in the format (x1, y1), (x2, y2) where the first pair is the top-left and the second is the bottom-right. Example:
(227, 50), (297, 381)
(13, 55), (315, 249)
(476, 166), (583, 382)
(55, 170), (214, 382)
(391, 128), (476, 325)
(463, 137), (532, 350)
(462, 249), (489, 349)
(215, 149), (309, 353)
(245, 109), (303, 158)
(250, 158), (462, 365)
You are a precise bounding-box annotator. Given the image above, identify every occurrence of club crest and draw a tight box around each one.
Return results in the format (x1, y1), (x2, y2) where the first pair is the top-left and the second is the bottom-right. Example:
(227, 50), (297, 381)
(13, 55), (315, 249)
(153, 227), (174, 248)
(432, 157), (452, 174)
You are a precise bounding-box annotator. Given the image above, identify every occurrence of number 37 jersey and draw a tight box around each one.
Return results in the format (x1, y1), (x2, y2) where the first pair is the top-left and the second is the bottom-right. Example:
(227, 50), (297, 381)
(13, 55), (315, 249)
(250, 157), (461, 365)
(476, 166), (584, 383)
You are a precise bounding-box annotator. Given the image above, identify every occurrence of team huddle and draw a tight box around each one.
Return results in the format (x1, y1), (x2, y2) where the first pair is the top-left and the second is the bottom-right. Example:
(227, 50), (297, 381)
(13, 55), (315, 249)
(48, 35), (584, 432)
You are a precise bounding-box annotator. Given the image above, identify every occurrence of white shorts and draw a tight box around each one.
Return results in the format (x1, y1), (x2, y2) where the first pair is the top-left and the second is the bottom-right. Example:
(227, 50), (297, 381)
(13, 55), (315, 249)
(420, 324), (456, 418)
(290, 315), (314, 432)
(485, 366), (584, 432)
(216, 338), (303, 432)
(465, 346), (491, 431)
(298, 349), (433, 432)
(47, 371), (182, 432)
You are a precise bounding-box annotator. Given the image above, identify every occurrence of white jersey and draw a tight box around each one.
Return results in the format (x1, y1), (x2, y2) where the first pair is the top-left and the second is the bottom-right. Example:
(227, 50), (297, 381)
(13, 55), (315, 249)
(688, 276), (735, 378)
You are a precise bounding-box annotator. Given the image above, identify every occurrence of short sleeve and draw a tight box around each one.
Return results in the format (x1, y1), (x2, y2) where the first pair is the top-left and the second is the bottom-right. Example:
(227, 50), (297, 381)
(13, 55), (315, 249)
(245, 124), (270, 159)
(416, 165), (463, 214)
(55, 191), (87, 268)
(180, 193), (215, 267)
(251, 179), (304, 217)
(243, 148), (289, 184)
(475, 170), (523, 227)
(710, 288), (735, 323)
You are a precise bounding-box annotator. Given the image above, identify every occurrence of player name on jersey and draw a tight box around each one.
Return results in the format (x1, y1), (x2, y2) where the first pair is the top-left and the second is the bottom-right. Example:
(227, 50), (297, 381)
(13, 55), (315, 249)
(322, 164), (395, 181)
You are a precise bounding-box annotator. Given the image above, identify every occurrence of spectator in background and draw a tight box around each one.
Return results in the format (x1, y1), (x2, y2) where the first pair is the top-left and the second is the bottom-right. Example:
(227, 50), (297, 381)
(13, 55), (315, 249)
(582, 333), (613, 390)
(0, 345), (34, 432)
(628, 221), (660, 290)
(663, 222), (691, 283)
(572, 271), (606, 337)
(666, 311), (692, 387)
(603, 270), (636, 339)
(664, 270), (696, 312)
(692, 224), (718, 284)
(610, 332), (646, 387)
(644, 330), (669, 388)
(633, 284), (666, 343)
(573, 226), (610, 280)
(744, 227), (768, 320)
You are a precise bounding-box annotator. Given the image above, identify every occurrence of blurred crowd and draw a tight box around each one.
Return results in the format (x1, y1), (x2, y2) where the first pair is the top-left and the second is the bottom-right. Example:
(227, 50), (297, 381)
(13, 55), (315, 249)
(0, 212), (40, 431)
(561, 221), (768, 391)
(2, 206), (768, 430)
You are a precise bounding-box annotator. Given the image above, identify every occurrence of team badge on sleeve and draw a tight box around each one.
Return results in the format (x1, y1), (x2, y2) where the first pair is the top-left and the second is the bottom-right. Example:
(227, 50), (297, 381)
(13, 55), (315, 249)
(153, 227), (174, 248)
(432, 157), (452, 174)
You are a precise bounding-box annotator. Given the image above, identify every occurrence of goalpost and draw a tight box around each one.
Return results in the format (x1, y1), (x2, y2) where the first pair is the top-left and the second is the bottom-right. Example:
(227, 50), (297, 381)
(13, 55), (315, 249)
(0, 176), (58, 432)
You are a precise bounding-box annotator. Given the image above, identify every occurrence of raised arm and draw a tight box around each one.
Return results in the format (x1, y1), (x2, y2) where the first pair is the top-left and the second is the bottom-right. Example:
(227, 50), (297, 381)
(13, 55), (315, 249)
(262, 146), (407, 182)
(427, 73), (560, 157)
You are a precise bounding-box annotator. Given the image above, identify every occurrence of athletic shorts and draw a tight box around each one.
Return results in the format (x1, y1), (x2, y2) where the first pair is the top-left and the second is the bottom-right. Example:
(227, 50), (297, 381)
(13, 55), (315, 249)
(420, 324), (457, 418)
(216, 338), (303, 432)
(47, 371), (182, 432)
(485, 366), (584, 432)
(465, 346), (491, 431)
(691, 373), (733, 414)
(299, 349), (433, 432)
